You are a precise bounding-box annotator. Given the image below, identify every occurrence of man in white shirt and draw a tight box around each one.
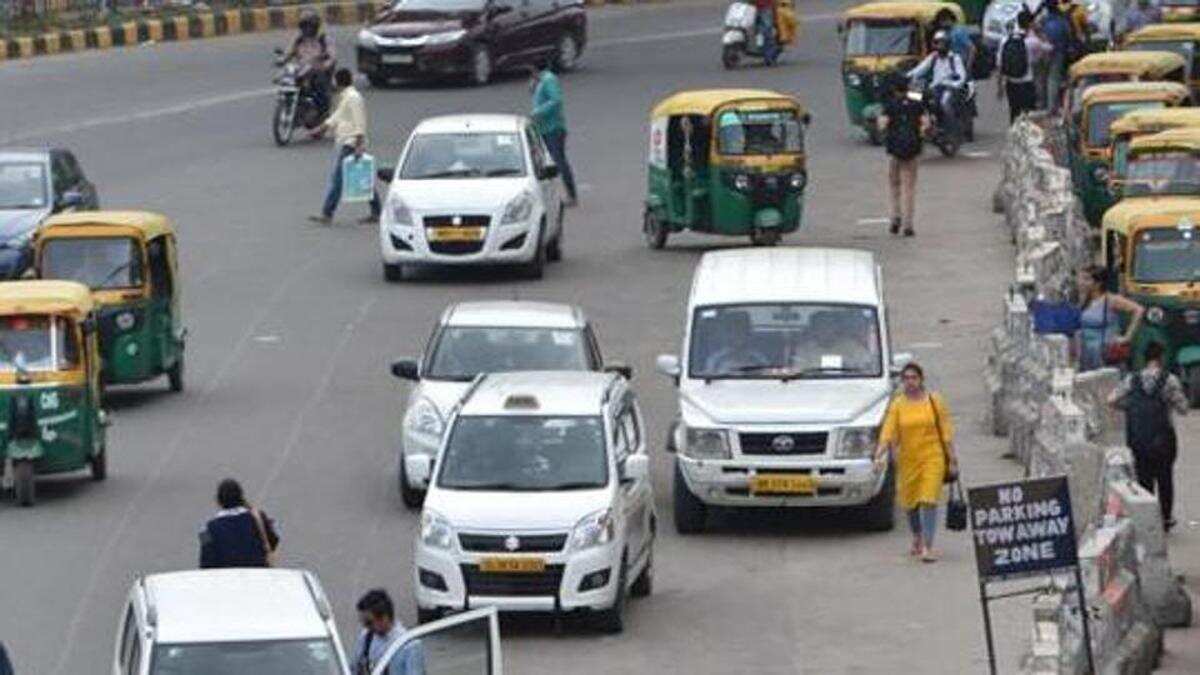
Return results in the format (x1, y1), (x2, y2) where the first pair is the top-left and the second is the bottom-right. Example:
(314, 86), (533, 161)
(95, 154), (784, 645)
(907, 31), (967, 131)
(309, 68), (379, 225)
(997, 10), (1052, 122)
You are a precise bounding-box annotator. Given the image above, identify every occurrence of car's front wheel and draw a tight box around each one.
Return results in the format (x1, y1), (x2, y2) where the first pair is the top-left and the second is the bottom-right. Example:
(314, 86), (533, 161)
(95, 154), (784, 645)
(522, 222), (546, 280)
(595, 553), (627, 633)
(857, 460), (896, 531)
(383, 262), (405, 282)
(398, 458), (425, 509)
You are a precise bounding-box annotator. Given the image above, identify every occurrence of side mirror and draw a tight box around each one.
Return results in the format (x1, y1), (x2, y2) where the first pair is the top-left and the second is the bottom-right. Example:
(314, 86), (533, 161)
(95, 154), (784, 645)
(889, 351), (914, 375)
(406, 455), (433, 484)
(376, 166), (395, 182)
(391, 358), (420, 381)
(655, 354), (681, 378)
(620, 454), (649, 483)
(604, 362), (633, 380)
(58, 190), (84, 210)
(538, 164), (560, 180)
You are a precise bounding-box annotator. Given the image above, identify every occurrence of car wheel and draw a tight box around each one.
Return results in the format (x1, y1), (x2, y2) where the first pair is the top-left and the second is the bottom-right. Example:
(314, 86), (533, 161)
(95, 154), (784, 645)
(858, 460), (896, 531)
(547, 204), (564, 262)
(595, 553), (627, 634)
(469, 45), (492, 86)
(522, 222), (546, 279)
(630, 552), (652, 598)
(383, 262), (405, 282)
(13, 460), (35, 507)
(554, 33), (581, 72)
(672, 459), (706, 534)
(167, 353), (184, 393)
(643, 210), (668, 250)
(398, 458), (425, 509)
(90, 442), (107, 482)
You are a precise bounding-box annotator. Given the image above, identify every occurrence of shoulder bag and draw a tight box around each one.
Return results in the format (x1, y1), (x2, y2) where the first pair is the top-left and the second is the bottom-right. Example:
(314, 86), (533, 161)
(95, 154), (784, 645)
(250, 508), (276, 568)
(928, 394), (958, 484)
(1100, 294), (1131, 366)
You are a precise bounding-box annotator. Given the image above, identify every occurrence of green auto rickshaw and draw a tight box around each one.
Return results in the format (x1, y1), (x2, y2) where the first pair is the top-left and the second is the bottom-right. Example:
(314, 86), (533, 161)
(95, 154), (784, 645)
(643, 89), (809, 248)
(840, 1), (966, 144)
(34, 211), (185, 392)
(1109, 107), (1200, 183)
(0, 280), (107, 506)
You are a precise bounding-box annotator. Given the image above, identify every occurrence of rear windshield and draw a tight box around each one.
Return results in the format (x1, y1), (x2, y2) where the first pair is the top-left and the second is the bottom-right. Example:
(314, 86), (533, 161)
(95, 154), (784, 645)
(40, 237), (144, 290)
(844, 20), (918, 57)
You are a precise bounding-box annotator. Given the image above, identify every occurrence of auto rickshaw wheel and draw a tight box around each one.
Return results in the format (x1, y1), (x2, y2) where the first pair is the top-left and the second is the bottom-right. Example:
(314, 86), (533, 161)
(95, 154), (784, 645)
(168, 354), (184, 393)
(643, 210), (668, 249)
(721, 45), (739, 70)
(90, 444), (107, 482)
(13, 460), (34, 507)
(750, 228), (781, 247)
(1187, 366), (1200, 408)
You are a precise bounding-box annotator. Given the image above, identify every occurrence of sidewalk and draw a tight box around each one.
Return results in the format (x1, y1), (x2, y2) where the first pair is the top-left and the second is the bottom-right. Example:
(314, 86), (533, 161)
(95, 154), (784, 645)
(1159, 460), (1200, 672)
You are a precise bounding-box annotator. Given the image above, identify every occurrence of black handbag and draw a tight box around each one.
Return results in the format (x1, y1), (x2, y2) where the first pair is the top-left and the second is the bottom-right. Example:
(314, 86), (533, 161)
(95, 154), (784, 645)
(946, 480), (968, 532)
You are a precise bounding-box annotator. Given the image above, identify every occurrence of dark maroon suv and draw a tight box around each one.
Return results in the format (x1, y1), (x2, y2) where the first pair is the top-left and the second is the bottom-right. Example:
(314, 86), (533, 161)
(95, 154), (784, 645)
(356, 0), (587, 86)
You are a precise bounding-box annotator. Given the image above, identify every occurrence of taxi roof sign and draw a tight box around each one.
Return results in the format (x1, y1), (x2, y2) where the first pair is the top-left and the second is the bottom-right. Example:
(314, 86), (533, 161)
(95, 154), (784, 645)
(503, 394), (540, 410)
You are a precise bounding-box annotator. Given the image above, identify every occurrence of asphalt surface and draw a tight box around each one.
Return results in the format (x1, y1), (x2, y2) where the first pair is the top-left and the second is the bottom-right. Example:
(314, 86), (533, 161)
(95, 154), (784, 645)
(3, 1), (1199, 673)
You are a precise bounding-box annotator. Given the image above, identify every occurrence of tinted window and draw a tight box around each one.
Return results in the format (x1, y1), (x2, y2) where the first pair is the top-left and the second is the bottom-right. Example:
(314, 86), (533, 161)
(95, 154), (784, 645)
(149, 639), (342, 675)
(439, 416), (608, 490)
(426, 327), (589, 380)
(0, 162), (48, 209)
(40, 237), (145, 289)
(400, 132), (526, 179)
(1124, 151), (1200, 196)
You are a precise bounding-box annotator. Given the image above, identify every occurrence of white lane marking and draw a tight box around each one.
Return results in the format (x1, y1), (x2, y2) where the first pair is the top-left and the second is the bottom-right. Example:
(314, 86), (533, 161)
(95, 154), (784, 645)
(908, 341), (944, 349)
(858, 217), (892, 225)
(590, 11), (839, 47)
(963, 150), (994, 159)
(253, 334), (283, 344)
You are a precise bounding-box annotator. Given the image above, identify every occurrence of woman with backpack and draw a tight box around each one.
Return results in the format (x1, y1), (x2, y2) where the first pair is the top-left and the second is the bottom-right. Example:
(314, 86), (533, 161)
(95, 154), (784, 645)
(998, 11), (1052, 122)
(876, 73), (928, 236)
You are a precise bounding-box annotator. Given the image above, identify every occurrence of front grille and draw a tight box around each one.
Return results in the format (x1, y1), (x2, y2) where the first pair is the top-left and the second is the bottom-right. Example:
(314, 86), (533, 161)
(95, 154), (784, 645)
(429, 241), (484, 255)
(458, 533), (568, 553)
(739, 432), (828, 455)
(461, 564), (565, 597)
(423, 215), (490, 228)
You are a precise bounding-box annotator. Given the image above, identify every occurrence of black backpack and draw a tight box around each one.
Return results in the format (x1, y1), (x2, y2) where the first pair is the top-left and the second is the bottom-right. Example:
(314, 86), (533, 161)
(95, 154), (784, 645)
(1001, 34), (1028, 79)
(1125, 371), (1173, 455)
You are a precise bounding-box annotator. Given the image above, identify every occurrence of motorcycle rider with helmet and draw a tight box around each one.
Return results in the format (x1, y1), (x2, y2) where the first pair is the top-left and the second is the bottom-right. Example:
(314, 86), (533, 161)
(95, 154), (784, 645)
(906, 30), (967, 136)
(284, 10), (336, 115)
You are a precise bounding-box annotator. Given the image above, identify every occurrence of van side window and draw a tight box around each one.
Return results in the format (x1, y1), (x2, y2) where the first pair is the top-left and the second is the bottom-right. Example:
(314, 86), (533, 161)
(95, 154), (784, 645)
(147, 238), (172, 299)
(119, 606), (136, 666)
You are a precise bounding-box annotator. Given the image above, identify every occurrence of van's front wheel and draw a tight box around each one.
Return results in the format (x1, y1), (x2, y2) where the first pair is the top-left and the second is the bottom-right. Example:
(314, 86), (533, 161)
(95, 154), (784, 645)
(673, 460), (707, 534)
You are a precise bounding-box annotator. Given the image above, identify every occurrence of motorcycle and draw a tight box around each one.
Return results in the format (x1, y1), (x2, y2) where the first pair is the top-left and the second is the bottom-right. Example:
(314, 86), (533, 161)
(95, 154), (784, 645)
(722, 0), (795, 69)
(271, 48), (330, 147)
(907, 79), (976, 157)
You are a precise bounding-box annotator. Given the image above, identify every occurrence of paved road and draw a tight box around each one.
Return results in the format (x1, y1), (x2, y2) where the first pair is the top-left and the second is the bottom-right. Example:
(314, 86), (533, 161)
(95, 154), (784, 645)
(4, 1), (1196, 672)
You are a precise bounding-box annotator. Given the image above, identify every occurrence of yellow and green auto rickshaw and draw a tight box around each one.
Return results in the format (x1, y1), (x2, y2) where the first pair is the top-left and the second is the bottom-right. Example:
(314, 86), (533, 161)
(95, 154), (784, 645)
(1068, 81), (1190, 226)
(33, 211), (185, 392)
(644, 89), (809, 248)
(0, 280), (107, 506)
(1109, 107), (1200, 182)
(1121, 23), (1200, 95)
(1064, 51), (1188, 120)
(840, 1), (965, 144)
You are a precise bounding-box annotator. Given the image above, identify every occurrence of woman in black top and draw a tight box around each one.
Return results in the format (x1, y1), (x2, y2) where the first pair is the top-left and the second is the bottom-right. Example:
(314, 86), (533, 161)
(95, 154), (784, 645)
(877, 73), (929, 236)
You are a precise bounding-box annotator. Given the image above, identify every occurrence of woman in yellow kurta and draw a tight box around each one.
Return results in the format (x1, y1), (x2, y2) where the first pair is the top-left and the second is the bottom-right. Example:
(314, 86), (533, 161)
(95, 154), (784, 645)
(873, 362), (959, 562)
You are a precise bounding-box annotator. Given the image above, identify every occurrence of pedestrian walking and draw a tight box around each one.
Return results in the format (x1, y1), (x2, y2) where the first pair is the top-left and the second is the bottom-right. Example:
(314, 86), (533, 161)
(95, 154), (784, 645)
(352, 589), (425, 675)
(754, 0), (781, 65)
(1109, 341), (1187, 530)
(873, 362), (960, 563)
(876, 73), (928, 236)
(997, 11), (1052, 123)
(309, 68), (380, 225)
(527, 65), (577, 206)
(1040, 3), (1071, 113)
(198, 478), (279, 569)
(1076, 266), (1144, 371)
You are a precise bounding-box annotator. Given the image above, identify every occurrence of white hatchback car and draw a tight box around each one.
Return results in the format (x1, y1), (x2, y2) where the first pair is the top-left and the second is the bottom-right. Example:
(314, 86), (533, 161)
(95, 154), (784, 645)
(409, 371), (655, 633)
(378, 114), (565, 281)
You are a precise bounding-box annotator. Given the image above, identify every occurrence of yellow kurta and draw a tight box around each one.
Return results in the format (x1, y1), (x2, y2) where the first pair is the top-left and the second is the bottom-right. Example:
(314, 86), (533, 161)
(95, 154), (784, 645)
(880, 393), (954, 510)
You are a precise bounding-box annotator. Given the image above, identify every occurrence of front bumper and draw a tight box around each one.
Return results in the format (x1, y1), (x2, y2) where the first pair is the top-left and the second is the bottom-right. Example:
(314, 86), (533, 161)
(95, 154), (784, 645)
(401, 434), (439, 489)
(676, 454), (885, 508)
(357, 42), (471, 79)
(380, 217), (541, 267)
(414, 539), (622, 614)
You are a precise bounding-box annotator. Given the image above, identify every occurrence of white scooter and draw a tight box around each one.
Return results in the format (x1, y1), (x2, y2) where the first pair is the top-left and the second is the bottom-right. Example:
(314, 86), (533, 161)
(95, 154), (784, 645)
(722, 1), (779, 69)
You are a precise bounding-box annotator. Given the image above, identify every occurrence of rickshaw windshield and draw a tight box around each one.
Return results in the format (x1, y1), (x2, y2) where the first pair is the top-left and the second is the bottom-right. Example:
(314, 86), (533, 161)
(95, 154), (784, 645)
(1087, 101), (1165, 147)
(40, 237), (145, 290)
(425, 327), (590, 381)
(0, 162), (48, 210)
(844, 20), (918, 56)
(716, 109), (804, 155)
(1113, 138), (1132, 177)
(1127, 41), (1196, 75)
(0, 315), (79, 373)
(1134, 227), (1200, 282)
(688, 303), (882, 380)
(1124, 151), (1200, 196)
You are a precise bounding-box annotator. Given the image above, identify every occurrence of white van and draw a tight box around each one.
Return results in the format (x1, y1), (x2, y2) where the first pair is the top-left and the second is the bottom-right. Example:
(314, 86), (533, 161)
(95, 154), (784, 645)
(656, 248), (908, 533)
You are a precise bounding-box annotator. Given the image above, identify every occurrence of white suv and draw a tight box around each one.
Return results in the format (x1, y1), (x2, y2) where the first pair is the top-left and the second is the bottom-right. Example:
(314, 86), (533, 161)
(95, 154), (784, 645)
(112, 569), (350, 674)
(390, 300), (627, 508)
(656, 248), (909, 534)
(408, 371), (655, 633)
(377, 114), (565, 281)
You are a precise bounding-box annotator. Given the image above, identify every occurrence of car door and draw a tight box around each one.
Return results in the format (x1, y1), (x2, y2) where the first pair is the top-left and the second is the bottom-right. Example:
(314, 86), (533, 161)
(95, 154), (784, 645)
(522, 0), (560, 61)
(615, 396), (651, 564)
(524, 125), (561, 237)
(485, 0), (523, 68)
(371, 606), (502, 675)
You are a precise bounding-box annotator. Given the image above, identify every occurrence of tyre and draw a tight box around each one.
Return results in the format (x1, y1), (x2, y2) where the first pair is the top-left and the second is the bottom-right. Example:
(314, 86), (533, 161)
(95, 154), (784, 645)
(367, 73), (388, 88)
(90, 443), (107, 482)
(272, 99), (295, 147)
(858, 461), (896, 531)
(595, 554), (627, 634)
(383, 262), (404, 282)
(1186, 366), (1200, 408)
(469, 45), (492, 86)
(554, 33), (581, 72)
(547, 205), (564, 262)
(522, 224), (546, 280)
(167, 353), (184, 393)
(750, 228), (781, 247)
(936, 131), (960, 158)
(398, 457), (425, 509)
(672, 460), (707, 534)
(417, 607), (442, 624)
(643, 210), (668, 250)
(630, 552), (653, 598)
(13, 460), (34, 507)
(722, 45), (740, 70)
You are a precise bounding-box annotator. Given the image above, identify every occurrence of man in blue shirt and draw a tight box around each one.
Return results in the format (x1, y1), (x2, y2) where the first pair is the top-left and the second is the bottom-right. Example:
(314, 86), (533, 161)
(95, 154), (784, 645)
(1040, 4), (1071, 113)
(527, 65), (578, 206)
(352, 589), (424, 675)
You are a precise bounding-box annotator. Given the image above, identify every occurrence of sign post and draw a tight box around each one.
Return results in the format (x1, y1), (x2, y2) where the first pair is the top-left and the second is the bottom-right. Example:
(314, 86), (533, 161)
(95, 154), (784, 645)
(967, 475), (1094, 674)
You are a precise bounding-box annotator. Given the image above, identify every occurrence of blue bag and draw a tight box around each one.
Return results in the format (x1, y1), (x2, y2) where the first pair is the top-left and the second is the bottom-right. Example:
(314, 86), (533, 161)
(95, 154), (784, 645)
(341, 153), (375, 204)
(1030, 299), (1081, 335)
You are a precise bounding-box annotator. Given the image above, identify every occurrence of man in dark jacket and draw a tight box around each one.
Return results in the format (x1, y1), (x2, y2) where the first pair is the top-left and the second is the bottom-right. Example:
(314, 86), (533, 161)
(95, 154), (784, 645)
(199, 479), (269, 568)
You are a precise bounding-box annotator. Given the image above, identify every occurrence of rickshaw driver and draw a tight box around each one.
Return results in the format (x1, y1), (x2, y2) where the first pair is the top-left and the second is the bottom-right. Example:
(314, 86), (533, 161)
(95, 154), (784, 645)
(907, 31), (968, 130)
(0, 317), (56, 372)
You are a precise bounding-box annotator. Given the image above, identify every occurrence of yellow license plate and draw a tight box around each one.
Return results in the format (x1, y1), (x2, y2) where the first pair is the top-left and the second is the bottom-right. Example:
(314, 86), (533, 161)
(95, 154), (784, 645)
(750, 474), (817, 495)
(478, 556), (546, 573)
(428, 227), (485, 242)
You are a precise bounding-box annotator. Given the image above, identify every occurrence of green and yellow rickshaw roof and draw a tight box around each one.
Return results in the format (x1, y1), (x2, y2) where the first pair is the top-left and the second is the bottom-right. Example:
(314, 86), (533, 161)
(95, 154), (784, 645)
(1125, 22), (1200, 42)
(38, 210), (174, 242)
(0, 280), (94, 318)
(1103, 195), (1200, 234)
(651, 89), (804, 118)
(1080, 80), (1191, 106)
(1110, 107), (1200, 137)
(1069, 51), (1187, 79)
(1129, 127), (1200, 155)
(842, 1), (964, 23)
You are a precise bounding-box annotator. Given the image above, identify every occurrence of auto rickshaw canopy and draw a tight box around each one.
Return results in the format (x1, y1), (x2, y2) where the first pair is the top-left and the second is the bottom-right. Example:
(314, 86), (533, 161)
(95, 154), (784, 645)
(1110, 107), (1200, 138)
(1103, 195), (1200, 236)
(1129, 126), (1200, 155)
(1080, 81), (1191, 106)
(842, 1), (964, 23)
(1125, 22), (1200, 43)
(1069, 51), (1188, 80)
(650, 89), (805, 119)
(37, 210), (174, 242)
(0, 280), (95, 319)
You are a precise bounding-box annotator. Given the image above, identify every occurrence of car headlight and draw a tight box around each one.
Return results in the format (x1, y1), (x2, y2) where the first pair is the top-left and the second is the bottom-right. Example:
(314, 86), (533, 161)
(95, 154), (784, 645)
(683, 427), (731, 460)
(733, 174), (751, 192)
(425, 29), (466, 45)
(790, 172), (807, 190)
(569, 508), (615, 551)
(357, 29), (378, 48)
(1092, 165), (1109, 183)
(501, 191), (534, 224)
(1146, 306), (1166, 325)
(386, 193), (413, 228)
(420, 510), (454, 550)
(846, 72), (861, 87)
(835, 426), (879, 459)
(404, 398), (444, 442)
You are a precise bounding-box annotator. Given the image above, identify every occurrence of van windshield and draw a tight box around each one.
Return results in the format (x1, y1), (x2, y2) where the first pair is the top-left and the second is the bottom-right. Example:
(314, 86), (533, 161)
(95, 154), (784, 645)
(40, 237), (144, 290)
(844, 20), (918, 57)
(0, 315), (78, 373)
(688, 303), (882, 380)
(1133, 227), (1200, 282)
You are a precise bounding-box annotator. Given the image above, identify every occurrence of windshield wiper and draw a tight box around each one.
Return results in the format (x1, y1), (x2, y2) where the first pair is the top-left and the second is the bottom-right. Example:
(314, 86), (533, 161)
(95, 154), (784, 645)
(97, 261), (133, 289)
(484, 168), (523, 177)
(418, 169), (481, 179)
(796, 366), (873, 377)
(540, 481), (605, 491)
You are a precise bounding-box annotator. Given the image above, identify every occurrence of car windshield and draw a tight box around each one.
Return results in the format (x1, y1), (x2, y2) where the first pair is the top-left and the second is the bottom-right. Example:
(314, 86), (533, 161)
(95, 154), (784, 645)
(1133, 227), (1200, 282)
(150, 639), (343, 675)
(716, 109), (804, 155)
(688, 303), (883, 380)
(844, 20), (917, 56)
(1087, 101), (1164, 147)
(426, 327), (590, 380)
(39, 237), (145, 289)
(438, 416), (608, 490)
(400, 132), (526, 179)
(0, 162), (48, 210)
(390, 0), (485, 10)
(0, 315), (79, 373)
(1124, 151), (1200, 196)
